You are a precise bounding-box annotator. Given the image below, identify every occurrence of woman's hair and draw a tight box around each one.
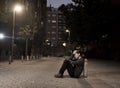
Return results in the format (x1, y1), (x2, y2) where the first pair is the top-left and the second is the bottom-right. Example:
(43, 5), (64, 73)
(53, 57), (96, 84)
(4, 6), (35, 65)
(76, 49), (86, 57)
(76, 50), (81, 54)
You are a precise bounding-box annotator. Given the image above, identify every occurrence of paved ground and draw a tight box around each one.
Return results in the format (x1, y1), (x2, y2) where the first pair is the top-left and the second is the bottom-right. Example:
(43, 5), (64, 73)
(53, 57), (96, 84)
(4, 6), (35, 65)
(0, 57), (120, 88)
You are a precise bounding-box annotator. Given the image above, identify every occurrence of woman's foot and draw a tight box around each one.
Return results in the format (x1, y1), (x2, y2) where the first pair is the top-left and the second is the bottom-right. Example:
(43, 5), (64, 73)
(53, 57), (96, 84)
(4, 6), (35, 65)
(54, 73), (63, 78)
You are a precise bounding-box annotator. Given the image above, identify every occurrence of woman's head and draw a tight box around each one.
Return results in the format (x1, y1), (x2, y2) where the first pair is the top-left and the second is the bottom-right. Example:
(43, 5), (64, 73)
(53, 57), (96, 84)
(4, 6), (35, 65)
(74, 50), (81, 58)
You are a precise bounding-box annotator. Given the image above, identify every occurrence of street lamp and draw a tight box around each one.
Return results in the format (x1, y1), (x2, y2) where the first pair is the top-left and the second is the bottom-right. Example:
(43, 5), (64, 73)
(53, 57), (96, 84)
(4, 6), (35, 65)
(0, 33), (5, 39)
(11, 5), (22, 63)
(66, 29), (70, 46)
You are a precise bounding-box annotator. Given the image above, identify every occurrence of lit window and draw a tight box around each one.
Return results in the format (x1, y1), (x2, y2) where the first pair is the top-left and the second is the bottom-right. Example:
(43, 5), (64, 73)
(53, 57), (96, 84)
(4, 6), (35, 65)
(52, 20), (56, 23)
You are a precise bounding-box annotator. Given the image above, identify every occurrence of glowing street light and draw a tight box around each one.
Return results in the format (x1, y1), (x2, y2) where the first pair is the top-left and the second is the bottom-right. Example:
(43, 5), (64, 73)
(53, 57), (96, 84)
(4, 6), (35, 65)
(62, 42), (67, 56)
(62, 42), (66, 47)
(0, 33), (5, 39)
(14, 5), (22, 12)
(66, 29), (70, 33)
(66, 29), (70, 45)
(11, 4), (23, 63)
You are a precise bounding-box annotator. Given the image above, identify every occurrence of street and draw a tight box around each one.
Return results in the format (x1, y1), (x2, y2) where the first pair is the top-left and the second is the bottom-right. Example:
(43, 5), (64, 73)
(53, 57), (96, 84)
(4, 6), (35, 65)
(0, 57), (120, 88)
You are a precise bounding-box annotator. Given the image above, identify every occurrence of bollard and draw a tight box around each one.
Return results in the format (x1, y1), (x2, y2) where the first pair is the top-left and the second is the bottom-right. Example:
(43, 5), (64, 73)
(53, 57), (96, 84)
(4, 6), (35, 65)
(36, 56), (38, 59)
(30, 55), (32, 60)
(33, 56), (35, 59)
(27, 56), (29, 61)
(21, 56), (24, 62)
(83, 58), (88, 78)
(9, 56), (12, 64)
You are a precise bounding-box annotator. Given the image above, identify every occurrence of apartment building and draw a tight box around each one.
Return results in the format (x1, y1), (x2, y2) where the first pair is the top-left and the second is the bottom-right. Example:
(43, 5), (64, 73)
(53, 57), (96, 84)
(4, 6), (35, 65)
(45, 7), (67, 56)
(46, 7), (66, 46)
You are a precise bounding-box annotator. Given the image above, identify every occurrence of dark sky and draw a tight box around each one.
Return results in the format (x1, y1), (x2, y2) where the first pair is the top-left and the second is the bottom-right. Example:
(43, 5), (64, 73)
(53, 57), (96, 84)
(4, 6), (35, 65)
(47, 0), (72, 8)
(47, 0), (120, 8)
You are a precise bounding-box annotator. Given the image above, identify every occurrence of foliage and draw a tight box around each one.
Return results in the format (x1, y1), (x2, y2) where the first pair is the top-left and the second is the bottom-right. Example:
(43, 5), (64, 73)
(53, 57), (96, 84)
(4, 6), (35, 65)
(0, 6), (8, 24)
(17, 24), (38, 56)
(58, 0), (114, 43)
(18, 24), (37, 40)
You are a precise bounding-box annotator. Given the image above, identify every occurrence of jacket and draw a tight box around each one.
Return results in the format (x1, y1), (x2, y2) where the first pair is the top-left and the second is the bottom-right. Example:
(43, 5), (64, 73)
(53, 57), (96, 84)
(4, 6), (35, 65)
(69, 56), (84, 77)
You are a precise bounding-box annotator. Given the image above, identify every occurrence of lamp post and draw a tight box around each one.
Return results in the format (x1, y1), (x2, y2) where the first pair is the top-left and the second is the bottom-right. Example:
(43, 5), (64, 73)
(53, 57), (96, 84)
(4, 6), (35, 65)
(63, 42), (67, 56)
(66, 29), (70, 46)
(11, 5), (22, 63)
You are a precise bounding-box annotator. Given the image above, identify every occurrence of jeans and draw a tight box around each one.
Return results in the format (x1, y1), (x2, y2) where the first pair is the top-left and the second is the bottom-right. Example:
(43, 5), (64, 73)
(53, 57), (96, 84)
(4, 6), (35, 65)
(59, 59), (76, 77)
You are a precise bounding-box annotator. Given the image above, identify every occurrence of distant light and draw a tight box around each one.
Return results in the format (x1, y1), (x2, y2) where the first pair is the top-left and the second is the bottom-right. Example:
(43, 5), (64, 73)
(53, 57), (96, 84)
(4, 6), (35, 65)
(66, 29), (70, 33)
(45, 39), (49, 42)
(102, 34), (108, 38)
(63, 42), (66, 47)
(47, 42), (50, 45)
(0, 34), (5, 39)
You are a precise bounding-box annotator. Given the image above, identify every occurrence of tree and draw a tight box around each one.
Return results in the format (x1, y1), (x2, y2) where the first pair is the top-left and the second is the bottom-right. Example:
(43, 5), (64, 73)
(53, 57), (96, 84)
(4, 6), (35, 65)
(18, 24), (37, 57)
(59, 2), (90, 43)
(0, 11), (8, 24)
(59, 0), (113, 43)
(0, 1), (8, 24)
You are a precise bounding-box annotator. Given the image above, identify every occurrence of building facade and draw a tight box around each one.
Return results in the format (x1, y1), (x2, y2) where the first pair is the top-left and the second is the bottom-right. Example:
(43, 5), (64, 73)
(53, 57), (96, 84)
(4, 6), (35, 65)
(46, 7), (67, 46)
(45, 7), (67, 56)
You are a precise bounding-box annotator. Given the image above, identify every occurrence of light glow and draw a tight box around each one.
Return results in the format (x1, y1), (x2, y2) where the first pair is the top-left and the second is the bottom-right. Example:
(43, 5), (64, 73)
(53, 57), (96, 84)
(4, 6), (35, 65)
(14, 5), (22, 12)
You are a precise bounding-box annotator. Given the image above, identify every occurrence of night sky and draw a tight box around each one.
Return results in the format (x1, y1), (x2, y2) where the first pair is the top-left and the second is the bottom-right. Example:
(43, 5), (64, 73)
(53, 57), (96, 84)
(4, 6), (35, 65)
(47, 0), (120, 8)
(47, 0), (72, 8)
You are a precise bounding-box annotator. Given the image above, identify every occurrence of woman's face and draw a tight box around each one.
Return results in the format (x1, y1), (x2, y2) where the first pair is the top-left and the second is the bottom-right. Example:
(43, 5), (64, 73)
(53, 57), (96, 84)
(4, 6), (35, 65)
(74, 53), (80, 58)
(73, 50), (77, 55)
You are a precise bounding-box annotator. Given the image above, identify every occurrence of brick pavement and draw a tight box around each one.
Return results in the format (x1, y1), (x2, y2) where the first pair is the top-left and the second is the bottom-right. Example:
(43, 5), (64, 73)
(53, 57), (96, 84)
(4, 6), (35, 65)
(0, 57), (120, 88)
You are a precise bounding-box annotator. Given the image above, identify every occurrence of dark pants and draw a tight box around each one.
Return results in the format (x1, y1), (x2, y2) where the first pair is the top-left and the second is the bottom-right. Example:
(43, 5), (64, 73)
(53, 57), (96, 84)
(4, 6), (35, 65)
(59, 59), (76, 77)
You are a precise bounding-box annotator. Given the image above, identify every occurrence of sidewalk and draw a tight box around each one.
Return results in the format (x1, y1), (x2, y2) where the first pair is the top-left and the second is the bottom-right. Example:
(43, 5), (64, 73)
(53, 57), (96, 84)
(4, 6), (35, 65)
(0, 57), (119, 88)
(84, 59), (120, 88)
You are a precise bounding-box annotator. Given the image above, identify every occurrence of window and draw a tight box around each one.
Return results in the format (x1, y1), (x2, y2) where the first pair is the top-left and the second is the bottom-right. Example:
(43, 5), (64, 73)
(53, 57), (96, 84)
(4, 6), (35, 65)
(59, 15), (62, 18)
(58, 32), (61, 34)
(48, 20), (51, 23)
(58, 20), (62, 23)
(47, 32), (50, 34)
(48, 14), (50, 17)
(52, 31), (56, 34)
(59, 37), (62, 40)
(52, 26), (56, 28)
(52, 20), (56, 23)
(52, 14), (56, 17)
(64, 26), (66, 29)
(59, 26), (62, 29)
(52, 37), (56, 40)
(47, 38), (50, 40)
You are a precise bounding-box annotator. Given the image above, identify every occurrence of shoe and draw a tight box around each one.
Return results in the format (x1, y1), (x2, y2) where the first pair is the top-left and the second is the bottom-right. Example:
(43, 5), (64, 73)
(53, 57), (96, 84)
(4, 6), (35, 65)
(54, 73), (63, 78)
